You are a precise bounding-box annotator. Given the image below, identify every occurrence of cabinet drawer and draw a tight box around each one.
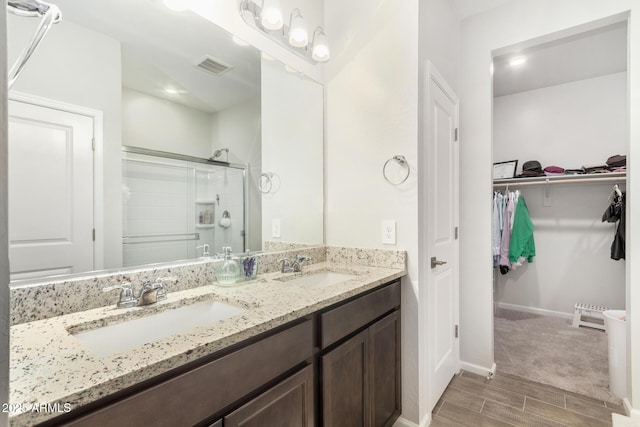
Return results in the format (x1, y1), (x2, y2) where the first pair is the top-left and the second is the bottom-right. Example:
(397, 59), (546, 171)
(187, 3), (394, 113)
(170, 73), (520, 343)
(320, 281), (400, 348)
(64, 320), (313, 427)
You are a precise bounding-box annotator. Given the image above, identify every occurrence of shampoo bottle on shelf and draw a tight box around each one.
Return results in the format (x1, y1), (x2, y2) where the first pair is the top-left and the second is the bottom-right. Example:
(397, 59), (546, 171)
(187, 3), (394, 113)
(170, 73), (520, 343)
(215, 246), (240, 286)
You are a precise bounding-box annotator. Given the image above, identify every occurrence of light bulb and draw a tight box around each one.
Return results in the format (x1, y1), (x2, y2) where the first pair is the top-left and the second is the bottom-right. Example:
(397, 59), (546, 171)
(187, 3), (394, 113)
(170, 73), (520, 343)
(312, 28), (330, 62)
(288, 9), (308, 48)
(261, 0), (283, 30)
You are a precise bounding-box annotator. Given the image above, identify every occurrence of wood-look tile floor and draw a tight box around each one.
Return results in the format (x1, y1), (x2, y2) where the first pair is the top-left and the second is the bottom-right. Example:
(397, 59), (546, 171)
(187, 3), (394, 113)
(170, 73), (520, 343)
(432, 371), (626, 427)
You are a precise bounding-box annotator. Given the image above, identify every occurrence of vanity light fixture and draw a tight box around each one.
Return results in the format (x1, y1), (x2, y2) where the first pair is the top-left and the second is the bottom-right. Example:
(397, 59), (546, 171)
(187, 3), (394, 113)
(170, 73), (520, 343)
(311, 27), (330, 62)
(239, 0), (330, 64)
(288, 9), (308, 48)
(261, 0), (283, 30)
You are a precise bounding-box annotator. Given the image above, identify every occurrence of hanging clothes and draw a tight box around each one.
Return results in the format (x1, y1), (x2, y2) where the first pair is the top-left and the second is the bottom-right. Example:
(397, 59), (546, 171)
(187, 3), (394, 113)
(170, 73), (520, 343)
(498, 191), (516, 274)
(492, 192), (504, 267)
(509, 194), (536, 265)
(602, 189), (625, 260)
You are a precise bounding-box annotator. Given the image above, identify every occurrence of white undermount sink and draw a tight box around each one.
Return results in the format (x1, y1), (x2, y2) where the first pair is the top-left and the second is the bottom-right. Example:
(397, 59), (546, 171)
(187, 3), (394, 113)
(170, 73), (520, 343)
(70, 300), (246, 357)
(278, 271), (359, 288)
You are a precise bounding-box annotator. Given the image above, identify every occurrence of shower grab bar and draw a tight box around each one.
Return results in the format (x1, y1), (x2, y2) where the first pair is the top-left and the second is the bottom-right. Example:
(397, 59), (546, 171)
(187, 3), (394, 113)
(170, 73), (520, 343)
(8, 0), (62, 89)
(122, 233), (201, 245)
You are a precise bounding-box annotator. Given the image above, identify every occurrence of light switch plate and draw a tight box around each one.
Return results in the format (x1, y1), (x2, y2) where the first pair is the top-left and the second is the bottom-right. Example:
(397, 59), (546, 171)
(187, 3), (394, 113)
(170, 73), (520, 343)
(382, 220), (396, 244)
(272, 219), (281, 238)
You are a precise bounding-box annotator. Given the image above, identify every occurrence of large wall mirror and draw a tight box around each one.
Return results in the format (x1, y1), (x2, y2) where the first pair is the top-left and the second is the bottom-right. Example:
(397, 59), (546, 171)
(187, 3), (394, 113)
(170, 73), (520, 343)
(6, 0), (324, 283)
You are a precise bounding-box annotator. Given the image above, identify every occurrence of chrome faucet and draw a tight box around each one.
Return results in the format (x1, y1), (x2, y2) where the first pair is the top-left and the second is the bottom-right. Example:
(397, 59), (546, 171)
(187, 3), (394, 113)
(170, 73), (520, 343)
(279, 255), (312, 273)
(103, 277), (175, 308)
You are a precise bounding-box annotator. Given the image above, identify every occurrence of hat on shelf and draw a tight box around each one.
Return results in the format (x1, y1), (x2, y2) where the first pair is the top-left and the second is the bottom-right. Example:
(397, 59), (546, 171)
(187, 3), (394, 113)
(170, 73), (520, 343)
(544, 166), (565, 176)
(606, 154), (626, 168)
(518, 160), (545, 177)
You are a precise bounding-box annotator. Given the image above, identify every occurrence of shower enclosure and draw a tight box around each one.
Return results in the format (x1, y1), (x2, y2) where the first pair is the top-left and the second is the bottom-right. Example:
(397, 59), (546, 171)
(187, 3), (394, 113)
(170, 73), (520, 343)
(122, 147), (247, 267)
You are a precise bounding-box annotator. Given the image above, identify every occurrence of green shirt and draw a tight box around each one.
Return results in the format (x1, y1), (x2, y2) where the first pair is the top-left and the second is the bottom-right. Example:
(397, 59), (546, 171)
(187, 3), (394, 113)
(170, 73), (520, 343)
(509, 196), (535, 263)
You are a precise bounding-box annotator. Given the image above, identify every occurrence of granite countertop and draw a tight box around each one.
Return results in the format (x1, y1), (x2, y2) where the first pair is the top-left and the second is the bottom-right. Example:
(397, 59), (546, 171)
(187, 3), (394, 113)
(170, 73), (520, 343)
(9, 261), (406, 426)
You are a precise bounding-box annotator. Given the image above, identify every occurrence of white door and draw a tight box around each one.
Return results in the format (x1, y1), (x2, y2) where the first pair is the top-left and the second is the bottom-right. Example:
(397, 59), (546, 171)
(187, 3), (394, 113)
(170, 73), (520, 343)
(8, 99), (95, 280)
(425, 63), (460, 407)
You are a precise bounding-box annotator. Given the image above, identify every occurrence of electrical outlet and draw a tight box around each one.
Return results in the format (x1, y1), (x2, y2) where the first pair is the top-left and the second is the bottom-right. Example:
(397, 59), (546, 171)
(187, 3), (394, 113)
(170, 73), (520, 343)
(272, 219), (281, 238)
(382, 220), (396, 244)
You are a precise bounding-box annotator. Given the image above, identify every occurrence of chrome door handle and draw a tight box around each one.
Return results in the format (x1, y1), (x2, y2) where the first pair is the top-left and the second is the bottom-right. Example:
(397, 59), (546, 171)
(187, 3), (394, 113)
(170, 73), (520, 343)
(431, 257), (447, 268)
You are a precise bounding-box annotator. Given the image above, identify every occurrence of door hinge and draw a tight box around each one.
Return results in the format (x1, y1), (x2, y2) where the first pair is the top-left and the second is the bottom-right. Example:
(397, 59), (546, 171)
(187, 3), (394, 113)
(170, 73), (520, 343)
(455, 226), (459, 240)
(455, 324), (459, 338)
(92, 228), (95, 241)
(91, 138), (95, 151)
(454, 128), (458, 142)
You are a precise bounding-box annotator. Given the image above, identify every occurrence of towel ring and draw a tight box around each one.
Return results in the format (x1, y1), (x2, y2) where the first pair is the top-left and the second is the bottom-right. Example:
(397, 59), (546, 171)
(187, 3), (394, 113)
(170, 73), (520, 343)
(259, 172), (274, 194)
(383, 155), (410, 185)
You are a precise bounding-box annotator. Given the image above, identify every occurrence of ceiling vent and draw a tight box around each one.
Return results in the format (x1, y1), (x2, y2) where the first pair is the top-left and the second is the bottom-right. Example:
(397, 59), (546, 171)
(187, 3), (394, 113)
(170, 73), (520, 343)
(194, 55), (233, 76)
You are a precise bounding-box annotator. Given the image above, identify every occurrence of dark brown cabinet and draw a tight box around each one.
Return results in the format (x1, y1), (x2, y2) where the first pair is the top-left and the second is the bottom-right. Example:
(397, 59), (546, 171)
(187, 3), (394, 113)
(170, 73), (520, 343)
(45, 280), (401, 427)
(369, 311), (401, 427)
(322, 330), (369, 426)
(225, 365), (314, 427)
(321, 311), (400, 427)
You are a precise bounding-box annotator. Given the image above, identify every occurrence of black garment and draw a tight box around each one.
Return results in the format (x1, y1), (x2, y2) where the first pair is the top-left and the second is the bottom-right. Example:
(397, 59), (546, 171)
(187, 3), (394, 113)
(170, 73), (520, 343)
(602, 192), (625, 260)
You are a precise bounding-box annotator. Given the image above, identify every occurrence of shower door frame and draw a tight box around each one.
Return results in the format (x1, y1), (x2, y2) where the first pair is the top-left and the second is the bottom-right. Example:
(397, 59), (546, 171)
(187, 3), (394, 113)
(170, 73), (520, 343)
(121, 145), (249, 257)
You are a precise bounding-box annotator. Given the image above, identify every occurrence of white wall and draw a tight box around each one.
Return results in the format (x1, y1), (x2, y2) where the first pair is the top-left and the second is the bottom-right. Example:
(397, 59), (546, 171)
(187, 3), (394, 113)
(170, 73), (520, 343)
(0, 4), (9, 425)
(324, 0), (420, 423)
(494, 73), (626, 315)
(7, 16), (123, 269)
(459, 0), (640, 413)
(210, 97), (262, 251)
(122, 88), (212, 158)
(261, 58), (323, 246)
(494, 73), (627, 174)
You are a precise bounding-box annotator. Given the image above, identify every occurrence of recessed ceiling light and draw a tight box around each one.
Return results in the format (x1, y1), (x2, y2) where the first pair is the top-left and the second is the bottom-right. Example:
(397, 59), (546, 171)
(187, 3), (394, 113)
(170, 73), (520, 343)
(164, 87), (186, 95)
(509, 56), (527, 67)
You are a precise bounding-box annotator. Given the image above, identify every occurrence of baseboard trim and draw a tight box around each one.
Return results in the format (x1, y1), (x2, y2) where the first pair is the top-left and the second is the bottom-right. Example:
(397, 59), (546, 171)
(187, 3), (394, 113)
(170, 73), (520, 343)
(393, 413), (431, 427)
(495, 302), (573, 320)
(460, 361), (496, 378)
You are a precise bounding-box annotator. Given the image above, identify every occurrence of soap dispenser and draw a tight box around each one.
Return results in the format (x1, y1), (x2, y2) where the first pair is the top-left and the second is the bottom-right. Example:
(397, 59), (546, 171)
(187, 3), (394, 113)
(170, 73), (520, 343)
(215, 246), (240, 286)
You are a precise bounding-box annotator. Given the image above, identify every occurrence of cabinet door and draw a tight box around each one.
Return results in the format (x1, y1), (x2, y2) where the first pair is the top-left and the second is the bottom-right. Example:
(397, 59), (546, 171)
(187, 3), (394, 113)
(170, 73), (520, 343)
(321, 329), (369, 426)
(225, 365), (314, 427)
(369, 311), (401, 427)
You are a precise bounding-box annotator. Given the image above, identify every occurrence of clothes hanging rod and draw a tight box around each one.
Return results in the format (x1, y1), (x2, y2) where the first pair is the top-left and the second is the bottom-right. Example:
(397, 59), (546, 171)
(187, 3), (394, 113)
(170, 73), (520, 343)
(493, 172), (626, 188)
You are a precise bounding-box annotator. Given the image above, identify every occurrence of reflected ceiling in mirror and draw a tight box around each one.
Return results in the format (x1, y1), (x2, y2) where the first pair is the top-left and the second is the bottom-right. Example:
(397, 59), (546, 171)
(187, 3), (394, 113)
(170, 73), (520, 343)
(57, 0), (261, 113)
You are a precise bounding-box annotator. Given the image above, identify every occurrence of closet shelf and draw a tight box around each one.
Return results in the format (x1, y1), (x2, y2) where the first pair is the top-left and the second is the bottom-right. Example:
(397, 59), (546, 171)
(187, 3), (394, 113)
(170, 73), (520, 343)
(493, 172), (626, 188)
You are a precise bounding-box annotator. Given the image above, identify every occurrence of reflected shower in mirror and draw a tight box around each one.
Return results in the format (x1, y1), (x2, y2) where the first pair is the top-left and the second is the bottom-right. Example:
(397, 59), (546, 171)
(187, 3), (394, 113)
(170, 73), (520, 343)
(6, 0), (324, 284)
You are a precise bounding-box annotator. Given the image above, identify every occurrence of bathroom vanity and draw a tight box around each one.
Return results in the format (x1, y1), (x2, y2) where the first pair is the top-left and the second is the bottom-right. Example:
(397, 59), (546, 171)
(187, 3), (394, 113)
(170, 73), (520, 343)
(9, 250), (405, 427)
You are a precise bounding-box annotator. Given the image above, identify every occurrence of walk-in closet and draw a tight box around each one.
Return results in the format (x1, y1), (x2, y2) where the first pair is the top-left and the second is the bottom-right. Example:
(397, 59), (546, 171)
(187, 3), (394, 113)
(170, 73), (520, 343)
(491, 18), (628, 405)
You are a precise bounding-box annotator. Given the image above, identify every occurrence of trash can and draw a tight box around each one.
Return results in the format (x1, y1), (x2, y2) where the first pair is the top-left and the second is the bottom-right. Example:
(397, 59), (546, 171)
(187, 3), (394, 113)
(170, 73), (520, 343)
(603, 310), (627, 399)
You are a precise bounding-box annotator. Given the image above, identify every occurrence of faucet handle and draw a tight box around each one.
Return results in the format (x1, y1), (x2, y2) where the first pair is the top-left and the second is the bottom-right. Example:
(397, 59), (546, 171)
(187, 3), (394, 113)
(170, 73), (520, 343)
(278, 258), (292, 273)
(103, 282), (137, 308)
(197, 244), (210, 257)
(153, 277), (176, 300)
